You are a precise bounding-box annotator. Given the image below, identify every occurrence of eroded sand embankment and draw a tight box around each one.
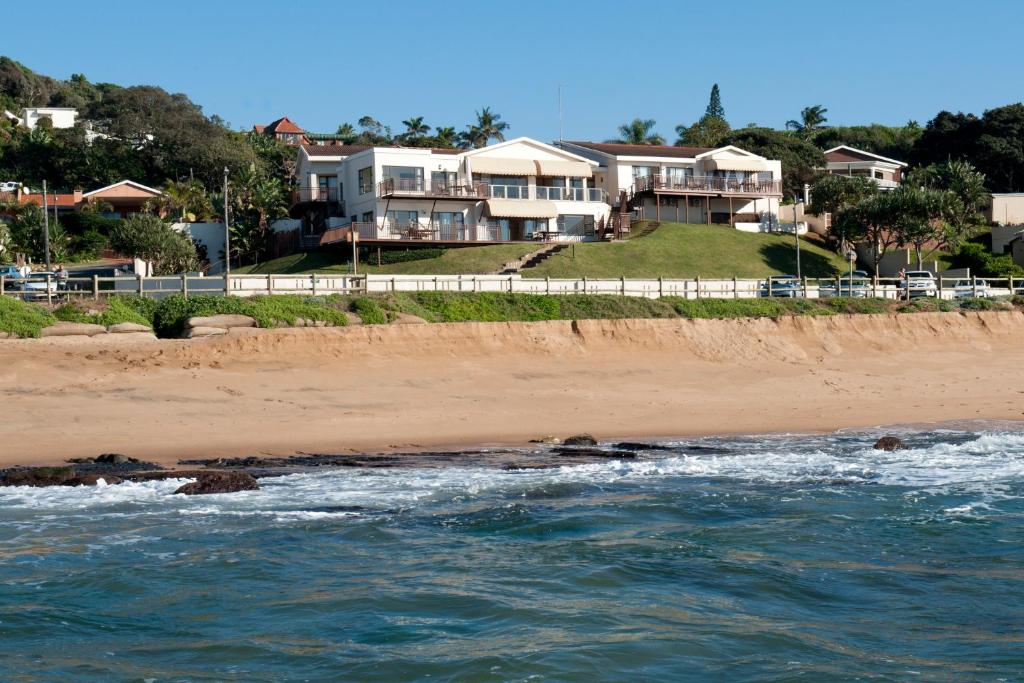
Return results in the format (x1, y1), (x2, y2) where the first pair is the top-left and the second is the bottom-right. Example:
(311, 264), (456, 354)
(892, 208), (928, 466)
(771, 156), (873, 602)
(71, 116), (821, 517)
(2, 311), (1022, 468)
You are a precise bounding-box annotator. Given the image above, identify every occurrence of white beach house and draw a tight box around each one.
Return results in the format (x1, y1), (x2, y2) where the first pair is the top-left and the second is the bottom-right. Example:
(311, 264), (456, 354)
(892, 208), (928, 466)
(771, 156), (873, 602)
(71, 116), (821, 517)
(555, 141), (784, 231)
(291, 137), (611, 246)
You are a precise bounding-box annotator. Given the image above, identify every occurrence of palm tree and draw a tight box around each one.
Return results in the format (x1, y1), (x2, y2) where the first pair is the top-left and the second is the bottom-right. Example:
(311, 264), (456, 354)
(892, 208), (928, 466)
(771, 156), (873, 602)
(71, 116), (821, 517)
(612, 119), (665, 145)
(786, 105), (828, 133)
(434, 126), (458, 148)
(335, 123), (356, 142)
(463, 107), (509, 148)
(399, 116), (430, 145)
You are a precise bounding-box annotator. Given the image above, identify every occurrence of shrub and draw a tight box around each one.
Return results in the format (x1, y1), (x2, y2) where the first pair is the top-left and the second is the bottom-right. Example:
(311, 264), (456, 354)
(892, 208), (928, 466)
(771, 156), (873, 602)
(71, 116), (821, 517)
(406, 292), (561, 322)
(60, 213), (121, 236)
(351, 297), (389, 325)
(52, 298), (154, 328)
(151, 295), (348, 337)
(0, 297), (55, 338)
(824, 297), (891, 315)
(364, 248), (448, 265)
(557, 294), (677, 319)
(667, 298), (788, 319)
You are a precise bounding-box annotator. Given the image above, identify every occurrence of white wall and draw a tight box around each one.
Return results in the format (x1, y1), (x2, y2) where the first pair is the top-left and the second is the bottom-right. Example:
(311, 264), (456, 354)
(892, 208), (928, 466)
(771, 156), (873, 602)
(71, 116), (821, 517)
(22, 108), (77, 129)
(173, 222), (226, 274)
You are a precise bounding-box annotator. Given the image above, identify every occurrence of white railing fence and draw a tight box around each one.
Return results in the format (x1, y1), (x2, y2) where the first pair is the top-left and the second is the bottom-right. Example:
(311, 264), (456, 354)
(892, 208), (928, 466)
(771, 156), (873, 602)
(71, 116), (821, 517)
(0, 274), (1018, 302)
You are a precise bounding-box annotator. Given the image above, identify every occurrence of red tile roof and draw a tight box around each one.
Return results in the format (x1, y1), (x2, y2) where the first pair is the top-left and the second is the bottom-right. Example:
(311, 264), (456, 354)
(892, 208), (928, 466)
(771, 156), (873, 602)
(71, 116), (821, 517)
(264, 117), (305, 135)
(565, 141), (714, 158)
(19, 193), (78, 208)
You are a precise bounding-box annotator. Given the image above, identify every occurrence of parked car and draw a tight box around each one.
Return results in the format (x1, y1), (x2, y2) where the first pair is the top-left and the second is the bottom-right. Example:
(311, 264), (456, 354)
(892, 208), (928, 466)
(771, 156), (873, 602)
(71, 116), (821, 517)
(952, 279), (991, 299)
(0, 265), (22, 280)
(899, 271), (937, 299)
(16, 271), (63, 298)
(0, 181), (20, 193)
(760, 275), (803, 298)
(820, 270), (872, 298)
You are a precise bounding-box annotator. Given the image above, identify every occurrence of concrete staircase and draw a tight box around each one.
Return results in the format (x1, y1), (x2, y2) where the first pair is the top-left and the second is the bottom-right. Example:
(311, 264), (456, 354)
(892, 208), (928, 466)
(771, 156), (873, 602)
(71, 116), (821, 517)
(494, 243), (568, 275)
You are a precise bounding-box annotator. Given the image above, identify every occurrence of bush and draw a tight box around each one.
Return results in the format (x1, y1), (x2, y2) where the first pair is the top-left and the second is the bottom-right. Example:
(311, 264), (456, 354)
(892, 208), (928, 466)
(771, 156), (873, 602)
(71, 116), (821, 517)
(824, 297), (891, 315)
(70, 229), (108, 261)
(404, 292), (561, 322)
(557, 294), (677, 319)
(0, 297), (55, 338)
(60, 213), (121, 236)
(666, 298), (788, 319)
(351, 297), (389, 325)
(52, 297), (154, 328)
(952, 241), (1024, 278)
(151, 295), (348, 337)
(364, 248), (448, 265)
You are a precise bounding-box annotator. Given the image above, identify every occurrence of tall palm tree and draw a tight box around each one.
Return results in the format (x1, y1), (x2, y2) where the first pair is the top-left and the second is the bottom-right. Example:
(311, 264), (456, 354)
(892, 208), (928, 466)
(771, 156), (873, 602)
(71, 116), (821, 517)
(613, 119), (665, 145)
(463, 107), (509, 148)
(786, 105), (828, 133)
(434, 126), (458, 148)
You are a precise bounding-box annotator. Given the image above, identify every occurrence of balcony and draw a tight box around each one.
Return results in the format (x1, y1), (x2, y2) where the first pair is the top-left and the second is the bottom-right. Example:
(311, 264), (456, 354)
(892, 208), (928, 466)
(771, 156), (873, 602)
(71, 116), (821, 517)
(535, 186), (608, 202)
(378, 178), (488, 199)
(633, 175), (782, 196)
(292, 186), (342, 204)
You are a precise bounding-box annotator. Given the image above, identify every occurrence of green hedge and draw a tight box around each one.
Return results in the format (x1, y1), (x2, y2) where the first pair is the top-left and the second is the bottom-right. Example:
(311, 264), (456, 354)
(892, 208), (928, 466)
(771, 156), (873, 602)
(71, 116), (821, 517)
(150, 295), (349, 337)
(0, 297), (55, 338)
(351, 297), (389, 325)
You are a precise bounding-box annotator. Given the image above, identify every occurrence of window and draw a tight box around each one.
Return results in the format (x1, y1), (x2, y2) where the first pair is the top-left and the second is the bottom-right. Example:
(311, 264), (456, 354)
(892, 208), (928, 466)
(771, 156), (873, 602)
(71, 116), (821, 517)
(318, 175), (338, 201)
(485, 175), (527, 199)
(358, 167), (373, 194)
(632, 166), (658, 178)
(432, 211), (465, 239)
(559, 214), (587, 236)
(361, 211), (373, 223)
(431, 171), (457, 190)
(386, 210), (418, 227)
(665, 167), (692, 186)
(383, 166), (424, 191)
(523, 219), (548, 238)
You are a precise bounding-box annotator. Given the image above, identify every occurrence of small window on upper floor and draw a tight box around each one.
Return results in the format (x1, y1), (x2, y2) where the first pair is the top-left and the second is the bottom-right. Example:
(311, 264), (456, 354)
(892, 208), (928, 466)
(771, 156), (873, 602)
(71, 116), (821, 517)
(358, 167), (373, 194)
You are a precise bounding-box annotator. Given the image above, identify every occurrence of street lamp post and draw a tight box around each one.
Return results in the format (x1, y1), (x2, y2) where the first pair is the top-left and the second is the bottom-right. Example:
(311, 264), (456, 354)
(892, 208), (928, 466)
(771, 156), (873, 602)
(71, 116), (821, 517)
(792, 194), (803, 280)
(223, 167), (231, 277)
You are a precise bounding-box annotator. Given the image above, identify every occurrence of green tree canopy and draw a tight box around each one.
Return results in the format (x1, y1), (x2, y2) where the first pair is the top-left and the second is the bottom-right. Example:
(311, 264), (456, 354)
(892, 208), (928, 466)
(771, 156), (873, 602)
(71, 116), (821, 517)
(719, 127), (824, 197)
(613, 118), (665, 145)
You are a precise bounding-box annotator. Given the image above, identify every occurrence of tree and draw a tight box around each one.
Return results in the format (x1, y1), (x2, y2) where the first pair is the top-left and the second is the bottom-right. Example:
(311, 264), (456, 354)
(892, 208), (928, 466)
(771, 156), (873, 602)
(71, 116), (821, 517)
(786, 105), (828, 134)
(833, 191), (903, 274)
(613, 118), (665, 146)
(433, 126), (459, 148)
(109, 214), (203, 275)
(810, 123), (921, 161)
(154, 179), (213, 222)
(463, 107), (509, 148)
(226, 164), (288, 265)
(891, 185), (951, 270)
(911, 104), (1024, 192)
(705, 84), (725, 119)
(675, 116), (730, 147)
(334, 123), (356, 142)
(719, 127), (825, 197)
(809, 174), (878, 217)
(906, 159), (987, 238)
(399, 116), (430, 146)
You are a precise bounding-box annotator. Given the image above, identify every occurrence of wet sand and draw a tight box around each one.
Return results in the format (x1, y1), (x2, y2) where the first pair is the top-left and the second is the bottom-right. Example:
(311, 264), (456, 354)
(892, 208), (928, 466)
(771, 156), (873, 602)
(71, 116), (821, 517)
(2, 312), (1023, 469)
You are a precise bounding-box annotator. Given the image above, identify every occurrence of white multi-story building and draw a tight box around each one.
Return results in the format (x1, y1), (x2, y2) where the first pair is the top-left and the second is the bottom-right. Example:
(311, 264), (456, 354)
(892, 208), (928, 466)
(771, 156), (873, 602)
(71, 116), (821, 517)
(288, 136), (786, 247)
(556, 141), (784, 230)
(10, 107), (79, 130)
(291, 137), (611, 246)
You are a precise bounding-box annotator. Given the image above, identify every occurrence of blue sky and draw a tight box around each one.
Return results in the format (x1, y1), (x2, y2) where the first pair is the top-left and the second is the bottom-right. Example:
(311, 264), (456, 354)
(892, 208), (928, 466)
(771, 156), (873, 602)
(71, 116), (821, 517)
(5, 0), (1023, 142)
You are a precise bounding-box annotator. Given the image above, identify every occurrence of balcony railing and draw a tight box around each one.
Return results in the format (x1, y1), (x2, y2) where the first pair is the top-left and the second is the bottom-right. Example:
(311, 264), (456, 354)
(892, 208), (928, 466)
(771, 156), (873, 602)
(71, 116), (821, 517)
(292, 186), (341, 203)
(348, 221), (587, 243)
(535, 186), (607, 202)
(378, 178), (488, 199)
(633, 175), (782, 196)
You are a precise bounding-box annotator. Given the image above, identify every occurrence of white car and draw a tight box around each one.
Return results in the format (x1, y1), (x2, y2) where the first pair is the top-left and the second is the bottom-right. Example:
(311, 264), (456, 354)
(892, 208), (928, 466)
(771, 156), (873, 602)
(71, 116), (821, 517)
(899, 271), (937, 298)
(0, 181), (21, 193)
(17, 271), (62, 297)
(952, 279), (990, 299)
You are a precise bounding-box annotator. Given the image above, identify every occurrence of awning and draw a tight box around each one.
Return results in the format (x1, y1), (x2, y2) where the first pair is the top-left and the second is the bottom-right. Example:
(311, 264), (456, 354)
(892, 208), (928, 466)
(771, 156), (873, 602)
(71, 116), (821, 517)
(485, 199), (558, 219)
(469, 157), (536, 176)
(703, 158), (767, 172)
(534, 160), (593, 178)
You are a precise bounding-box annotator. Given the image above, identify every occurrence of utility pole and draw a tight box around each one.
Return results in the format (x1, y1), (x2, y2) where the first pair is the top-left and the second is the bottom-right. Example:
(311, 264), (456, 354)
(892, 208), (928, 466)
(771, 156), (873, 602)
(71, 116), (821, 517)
(793, 193), (802, 280)
(42, 180), (51, 270)
(223, 167), (231, 275)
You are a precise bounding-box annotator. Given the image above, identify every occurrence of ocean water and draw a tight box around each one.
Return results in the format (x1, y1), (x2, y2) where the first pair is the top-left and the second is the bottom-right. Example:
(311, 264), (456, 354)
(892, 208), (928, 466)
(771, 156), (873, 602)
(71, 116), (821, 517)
(1, 429), (1023, 682)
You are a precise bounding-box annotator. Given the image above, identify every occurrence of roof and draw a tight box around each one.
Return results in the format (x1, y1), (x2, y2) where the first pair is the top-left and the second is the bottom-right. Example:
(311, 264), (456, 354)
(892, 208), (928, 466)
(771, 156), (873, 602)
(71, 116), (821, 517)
(19, 193), (78, 208)
(562, 141), (714, 158)
(264, 117), (305, 135)
(301, 143), (372, 158)
(82, 180), (164, 198)
(824, 145), (907, 167)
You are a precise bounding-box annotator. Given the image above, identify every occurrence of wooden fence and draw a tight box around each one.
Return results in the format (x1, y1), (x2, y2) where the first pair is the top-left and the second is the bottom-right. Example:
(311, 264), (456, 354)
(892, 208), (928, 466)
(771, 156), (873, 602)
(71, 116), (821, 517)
(0, 273), (1017, 303)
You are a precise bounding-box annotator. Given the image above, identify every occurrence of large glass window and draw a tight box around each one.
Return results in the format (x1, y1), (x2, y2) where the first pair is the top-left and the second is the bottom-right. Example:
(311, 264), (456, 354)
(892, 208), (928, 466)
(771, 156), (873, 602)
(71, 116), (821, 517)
(358, 167), (373, 194)
(318, 175), (338, 201)
(632, 166), (657, 178)
(485, 175), (528, 199)
(431, 211), (465, 239)
(665, 167), (692, 186)
(431, 171), (457, 191)
(386, 210), (419, 226)
(559, 214), (586, 236)
(383, 166), (424, 192)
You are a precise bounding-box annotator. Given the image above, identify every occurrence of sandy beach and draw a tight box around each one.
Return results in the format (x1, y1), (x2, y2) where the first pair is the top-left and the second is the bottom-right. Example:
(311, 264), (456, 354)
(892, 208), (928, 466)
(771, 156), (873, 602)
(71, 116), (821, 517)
(2, 311), (1023, 469)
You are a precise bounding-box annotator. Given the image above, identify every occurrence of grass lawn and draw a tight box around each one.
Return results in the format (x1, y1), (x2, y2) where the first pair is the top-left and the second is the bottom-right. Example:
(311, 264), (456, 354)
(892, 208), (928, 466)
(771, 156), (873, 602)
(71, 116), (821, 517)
(236, 244), (539, 276)
(526, 222), (849, 279)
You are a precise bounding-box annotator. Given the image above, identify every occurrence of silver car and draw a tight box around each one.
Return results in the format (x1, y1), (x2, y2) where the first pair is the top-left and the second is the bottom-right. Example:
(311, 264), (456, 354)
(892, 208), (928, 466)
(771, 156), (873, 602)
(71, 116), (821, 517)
(899, 271), (937, 299)
(952, 279), (990, 299)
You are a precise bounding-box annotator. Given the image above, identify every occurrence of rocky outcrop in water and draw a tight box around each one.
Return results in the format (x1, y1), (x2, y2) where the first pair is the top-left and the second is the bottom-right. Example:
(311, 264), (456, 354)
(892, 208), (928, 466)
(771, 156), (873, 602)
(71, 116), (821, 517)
(174, 471), (260, 495)
(873, 436), (907, 451)
(563, 434), (598, 446)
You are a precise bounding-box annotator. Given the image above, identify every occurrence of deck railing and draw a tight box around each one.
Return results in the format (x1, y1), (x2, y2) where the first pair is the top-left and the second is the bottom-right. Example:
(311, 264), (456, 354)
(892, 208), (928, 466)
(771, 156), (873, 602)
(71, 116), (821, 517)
(535, 187), (607, 202)
(378, 178), (488, 199)
(291, 186), (341, 203)
(633, 175), (783, 195)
